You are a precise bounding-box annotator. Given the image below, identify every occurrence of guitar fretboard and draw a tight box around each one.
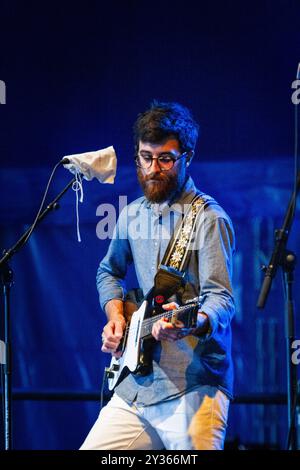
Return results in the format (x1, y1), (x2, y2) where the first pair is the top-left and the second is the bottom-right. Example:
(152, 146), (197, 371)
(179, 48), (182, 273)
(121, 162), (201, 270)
(139, 302), (199, 338)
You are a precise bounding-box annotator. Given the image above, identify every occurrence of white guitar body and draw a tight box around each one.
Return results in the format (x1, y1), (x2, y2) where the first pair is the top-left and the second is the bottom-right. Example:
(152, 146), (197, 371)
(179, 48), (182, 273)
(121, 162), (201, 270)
(107, 300), (148, 391)
(105, 297), (200, 391)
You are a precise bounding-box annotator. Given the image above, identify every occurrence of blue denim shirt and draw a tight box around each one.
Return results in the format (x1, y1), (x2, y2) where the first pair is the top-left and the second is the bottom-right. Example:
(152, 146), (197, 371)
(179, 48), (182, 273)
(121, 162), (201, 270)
(97, 177), (235, 404)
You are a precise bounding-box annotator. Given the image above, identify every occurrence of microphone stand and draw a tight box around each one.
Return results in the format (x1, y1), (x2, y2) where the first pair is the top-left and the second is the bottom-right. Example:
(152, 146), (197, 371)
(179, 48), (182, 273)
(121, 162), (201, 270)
(257, 171), (300, 450)
(0, 176), (75, 450)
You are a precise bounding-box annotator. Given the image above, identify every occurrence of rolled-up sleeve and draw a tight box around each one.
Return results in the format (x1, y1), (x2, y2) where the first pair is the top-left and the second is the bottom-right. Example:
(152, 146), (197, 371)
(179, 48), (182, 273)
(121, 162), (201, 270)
(198, 215), (235, 341)
(96, 208), (133, 311)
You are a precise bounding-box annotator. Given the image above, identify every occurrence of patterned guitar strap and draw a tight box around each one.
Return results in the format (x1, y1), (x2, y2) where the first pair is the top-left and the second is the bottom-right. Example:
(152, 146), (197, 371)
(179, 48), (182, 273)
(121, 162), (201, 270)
(151, 192), (211, 309)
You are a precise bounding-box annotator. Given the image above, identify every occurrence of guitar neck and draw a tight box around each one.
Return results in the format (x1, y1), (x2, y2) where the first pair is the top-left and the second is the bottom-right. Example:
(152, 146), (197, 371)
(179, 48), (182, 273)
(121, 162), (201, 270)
(140, 303), (198, 338)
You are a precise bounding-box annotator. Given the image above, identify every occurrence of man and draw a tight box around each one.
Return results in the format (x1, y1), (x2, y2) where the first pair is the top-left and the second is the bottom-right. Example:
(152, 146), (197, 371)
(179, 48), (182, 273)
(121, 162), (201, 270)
(81, 101), (235, 450)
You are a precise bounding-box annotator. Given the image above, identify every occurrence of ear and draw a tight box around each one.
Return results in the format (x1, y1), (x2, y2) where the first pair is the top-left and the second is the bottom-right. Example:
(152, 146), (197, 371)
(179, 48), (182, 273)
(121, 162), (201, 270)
(186, 150), (194, 167)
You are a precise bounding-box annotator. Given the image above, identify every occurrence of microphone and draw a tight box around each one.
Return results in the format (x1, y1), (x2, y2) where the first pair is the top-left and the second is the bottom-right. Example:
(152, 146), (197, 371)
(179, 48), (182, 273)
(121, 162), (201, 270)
(59, 146), (117, 243)
(60, 157), (71, 165)
(60, 146), (117, 184)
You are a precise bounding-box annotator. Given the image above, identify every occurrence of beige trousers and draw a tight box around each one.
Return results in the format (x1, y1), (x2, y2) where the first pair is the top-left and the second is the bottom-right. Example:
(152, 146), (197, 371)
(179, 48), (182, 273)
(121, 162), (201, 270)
(80, 385), (229, 450)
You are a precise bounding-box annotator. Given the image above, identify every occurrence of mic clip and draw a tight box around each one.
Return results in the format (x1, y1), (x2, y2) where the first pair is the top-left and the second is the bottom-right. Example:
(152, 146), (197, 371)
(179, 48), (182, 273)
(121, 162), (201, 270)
(60, 157), (70, 165)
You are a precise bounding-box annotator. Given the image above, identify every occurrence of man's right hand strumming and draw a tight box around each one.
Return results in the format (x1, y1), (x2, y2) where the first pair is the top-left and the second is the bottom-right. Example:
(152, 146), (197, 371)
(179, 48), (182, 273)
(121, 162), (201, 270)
(101, 299), (126, 357)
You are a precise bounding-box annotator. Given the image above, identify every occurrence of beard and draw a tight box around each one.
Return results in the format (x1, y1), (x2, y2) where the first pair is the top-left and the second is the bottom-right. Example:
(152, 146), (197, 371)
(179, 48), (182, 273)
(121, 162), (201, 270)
(137, 168), (184, 203)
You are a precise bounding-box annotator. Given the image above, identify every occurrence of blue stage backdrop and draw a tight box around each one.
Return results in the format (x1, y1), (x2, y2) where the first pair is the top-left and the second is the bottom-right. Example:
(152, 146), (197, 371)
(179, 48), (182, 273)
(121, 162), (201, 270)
(0, 159), (299, 449)
(0, 0), (300, 450)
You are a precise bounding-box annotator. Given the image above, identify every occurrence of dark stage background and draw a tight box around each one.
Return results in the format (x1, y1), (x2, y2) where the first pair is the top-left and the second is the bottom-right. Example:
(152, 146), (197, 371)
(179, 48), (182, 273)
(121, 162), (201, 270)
(0, 0), (300, 449)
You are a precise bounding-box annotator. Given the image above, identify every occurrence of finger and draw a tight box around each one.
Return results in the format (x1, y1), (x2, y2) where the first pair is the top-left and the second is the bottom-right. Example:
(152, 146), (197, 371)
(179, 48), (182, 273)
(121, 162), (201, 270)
(152, 321), (168, 339)
(103, 319), (124, 337)
(171, 319), (185, 328)
(152, 319), (166, 338)
(101, 336), (122, 353)
(160, 321), (176, 331)
(114, 321), (125, 339)
(151, 324), (173, 341)
(162, 302), (179, 311)
(101, 330), (120, 348)
(101, 344), (115, 353)
(157, 322), (188, 341)
(102, 339), (119, 351)
(102, 333), (120, 345)
(152, 323), (159, 340)
(103, 324), (115, 338)
(102, 324), (123, 343)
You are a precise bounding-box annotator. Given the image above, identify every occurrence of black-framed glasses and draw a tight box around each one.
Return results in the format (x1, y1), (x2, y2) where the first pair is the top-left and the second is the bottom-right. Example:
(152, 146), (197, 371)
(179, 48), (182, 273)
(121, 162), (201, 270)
(135, 151), (188, 171)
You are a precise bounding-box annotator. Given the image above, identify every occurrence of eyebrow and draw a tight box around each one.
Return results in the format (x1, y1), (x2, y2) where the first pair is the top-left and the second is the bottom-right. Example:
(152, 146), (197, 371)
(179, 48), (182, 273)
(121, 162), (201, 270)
(139, 151), (176, 157)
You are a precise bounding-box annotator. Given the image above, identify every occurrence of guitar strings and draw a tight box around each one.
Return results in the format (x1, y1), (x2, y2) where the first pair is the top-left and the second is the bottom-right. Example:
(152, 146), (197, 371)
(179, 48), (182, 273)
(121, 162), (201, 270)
(122, 303), (198, 338)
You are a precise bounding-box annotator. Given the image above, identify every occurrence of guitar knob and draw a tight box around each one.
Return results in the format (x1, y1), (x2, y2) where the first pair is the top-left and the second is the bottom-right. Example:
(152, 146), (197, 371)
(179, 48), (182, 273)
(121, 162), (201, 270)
(104, 367), (115, 379)
(112, 364), (120, 371)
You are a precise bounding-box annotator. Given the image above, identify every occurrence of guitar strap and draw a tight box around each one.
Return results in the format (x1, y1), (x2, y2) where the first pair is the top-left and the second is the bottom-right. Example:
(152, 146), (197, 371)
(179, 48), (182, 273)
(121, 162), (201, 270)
(151, 192), (211, 308)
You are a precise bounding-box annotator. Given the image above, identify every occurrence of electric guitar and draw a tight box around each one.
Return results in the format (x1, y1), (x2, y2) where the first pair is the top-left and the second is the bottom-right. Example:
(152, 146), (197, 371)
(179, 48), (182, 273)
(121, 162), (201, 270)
(105, 298), (200, 390)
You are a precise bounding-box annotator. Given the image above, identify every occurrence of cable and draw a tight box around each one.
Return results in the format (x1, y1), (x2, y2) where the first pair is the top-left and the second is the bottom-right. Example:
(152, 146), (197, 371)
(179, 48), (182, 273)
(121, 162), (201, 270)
(283, 261), (298, 450)
(21, 161), (63, 248)
(286, 392), (298, 450)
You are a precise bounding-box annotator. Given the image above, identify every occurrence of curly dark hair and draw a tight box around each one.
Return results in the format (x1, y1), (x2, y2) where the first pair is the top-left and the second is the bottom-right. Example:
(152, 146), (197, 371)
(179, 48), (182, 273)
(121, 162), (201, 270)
(133, 100), (200, 154)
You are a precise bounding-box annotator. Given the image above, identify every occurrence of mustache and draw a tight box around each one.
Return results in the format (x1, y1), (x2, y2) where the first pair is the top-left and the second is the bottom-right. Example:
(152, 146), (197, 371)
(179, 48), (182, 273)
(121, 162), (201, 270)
(143, 172), (169, 182)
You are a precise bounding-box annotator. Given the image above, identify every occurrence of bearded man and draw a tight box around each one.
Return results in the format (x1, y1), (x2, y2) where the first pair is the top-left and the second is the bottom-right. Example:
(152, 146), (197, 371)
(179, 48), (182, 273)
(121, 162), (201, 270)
(80, 101), (235, 450)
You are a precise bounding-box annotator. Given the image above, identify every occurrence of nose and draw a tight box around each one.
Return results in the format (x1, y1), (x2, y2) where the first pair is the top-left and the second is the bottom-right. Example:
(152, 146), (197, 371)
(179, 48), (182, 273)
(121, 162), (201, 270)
(149, 158), (161, 173)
